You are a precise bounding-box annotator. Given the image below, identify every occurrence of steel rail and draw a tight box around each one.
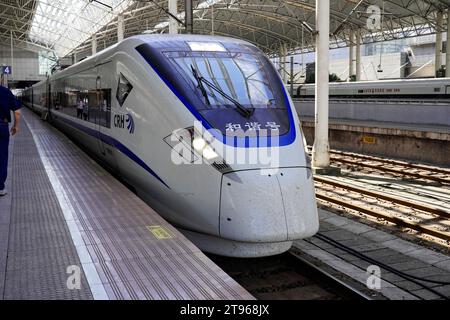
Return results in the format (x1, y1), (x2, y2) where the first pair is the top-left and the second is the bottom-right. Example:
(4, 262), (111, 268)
(288, 250), (373, 300)
(331, 150), (450, 176)
(315, 176), (450, 219)
(331, 157), (450, 185)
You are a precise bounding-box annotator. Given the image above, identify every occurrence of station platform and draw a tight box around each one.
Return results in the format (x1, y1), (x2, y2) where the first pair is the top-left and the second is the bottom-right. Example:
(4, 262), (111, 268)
(294, 209), (450, 300)
(0, 109), (253, 300)
(300, 116), (450, 139)
(299, 117), (450, 167)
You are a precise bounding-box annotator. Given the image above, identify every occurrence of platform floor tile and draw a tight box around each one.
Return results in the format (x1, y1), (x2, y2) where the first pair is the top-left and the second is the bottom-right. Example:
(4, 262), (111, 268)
(1, 109), (252, 300)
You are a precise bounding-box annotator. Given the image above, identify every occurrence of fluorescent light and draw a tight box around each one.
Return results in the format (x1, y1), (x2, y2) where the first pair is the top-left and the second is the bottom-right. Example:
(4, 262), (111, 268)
(188, 42), (226, 52)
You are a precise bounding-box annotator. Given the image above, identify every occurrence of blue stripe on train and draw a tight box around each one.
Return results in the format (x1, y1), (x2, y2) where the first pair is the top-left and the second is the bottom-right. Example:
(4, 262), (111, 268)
(56, 115), (170, 189)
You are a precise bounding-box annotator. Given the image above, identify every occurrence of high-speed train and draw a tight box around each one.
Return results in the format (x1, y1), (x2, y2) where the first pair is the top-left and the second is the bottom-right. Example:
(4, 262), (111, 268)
(294, 78), (450, 99)
(21, 34), (318, 257)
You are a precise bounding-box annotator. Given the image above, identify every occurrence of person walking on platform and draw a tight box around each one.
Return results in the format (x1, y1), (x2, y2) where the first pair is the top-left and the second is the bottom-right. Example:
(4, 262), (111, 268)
(0, 85), (21, 196)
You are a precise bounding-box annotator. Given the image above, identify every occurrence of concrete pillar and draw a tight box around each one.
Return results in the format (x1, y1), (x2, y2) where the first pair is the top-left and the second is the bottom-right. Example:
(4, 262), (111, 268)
(349, 30), (354, 80)
(446, 10), (450, 77)
(436, 10), (443, 76)
(169, 0), (178, 34)
(312, 0), (330, 169)
(355, 29), (361, 81)
(92, 34), (97, 55)
(118, 14), (124, 42)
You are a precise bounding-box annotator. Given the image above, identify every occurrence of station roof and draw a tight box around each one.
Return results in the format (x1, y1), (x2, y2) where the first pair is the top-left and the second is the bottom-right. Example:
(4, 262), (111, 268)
(1, 0), (450, 58)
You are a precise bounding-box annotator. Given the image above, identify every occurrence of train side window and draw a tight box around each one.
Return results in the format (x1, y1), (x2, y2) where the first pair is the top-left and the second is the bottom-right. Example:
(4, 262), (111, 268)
(116, 73), (133, 107)
(434, 88), (441, 92)
(97, 89), (112, 128)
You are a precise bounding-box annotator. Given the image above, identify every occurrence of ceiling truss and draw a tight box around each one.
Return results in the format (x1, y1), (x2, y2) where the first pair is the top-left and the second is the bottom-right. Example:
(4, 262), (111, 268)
(1, 0), (449, 60)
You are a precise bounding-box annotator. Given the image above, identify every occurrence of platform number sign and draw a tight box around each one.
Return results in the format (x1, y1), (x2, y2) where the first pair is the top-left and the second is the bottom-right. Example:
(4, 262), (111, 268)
(1, 66), (12, 75)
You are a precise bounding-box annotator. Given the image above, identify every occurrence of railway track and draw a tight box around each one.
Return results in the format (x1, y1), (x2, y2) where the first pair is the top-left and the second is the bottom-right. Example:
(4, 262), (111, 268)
(329, 150), (450, 185)
(207, 252), (370, 300)
(299, 233), (450, 300)
(211, 233), (450, 300)
(305, 148), (450, 243)
(314, 176), (450, 243)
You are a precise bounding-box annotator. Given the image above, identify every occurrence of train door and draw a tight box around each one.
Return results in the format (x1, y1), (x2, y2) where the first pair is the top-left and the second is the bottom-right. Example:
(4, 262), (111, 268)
(95, 64), (117, 171)
(446, 86), (450, 95)
(45, 80), (51, 119)
(95, 75), (107, 156)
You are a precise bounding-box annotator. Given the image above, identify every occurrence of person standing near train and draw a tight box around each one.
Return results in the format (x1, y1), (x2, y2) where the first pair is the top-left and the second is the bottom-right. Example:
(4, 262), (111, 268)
(0, 84), (21, 196)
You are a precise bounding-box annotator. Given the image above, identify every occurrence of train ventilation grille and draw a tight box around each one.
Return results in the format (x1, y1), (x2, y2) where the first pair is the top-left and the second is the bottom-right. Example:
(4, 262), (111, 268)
(211, 162), (231, 173)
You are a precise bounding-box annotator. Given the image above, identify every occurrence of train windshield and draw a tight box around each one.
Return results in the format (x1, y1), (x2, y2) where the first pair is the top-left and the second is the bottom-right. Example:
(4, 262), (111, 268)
(164, 50), (290, 136)
(167, 51), (276, 110)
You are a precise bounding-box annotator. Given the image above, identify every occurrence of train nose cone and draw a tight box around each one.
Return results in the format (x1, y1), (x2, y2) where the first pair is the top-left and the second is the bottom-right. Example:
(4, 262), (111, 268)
(219, 168), (319, 243)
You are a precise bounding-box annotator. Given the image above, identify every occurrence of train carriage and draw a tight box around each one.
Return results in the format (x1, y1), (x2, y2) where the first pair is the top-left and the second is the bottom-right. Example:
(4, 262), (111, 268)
(22, 34), (319, 258)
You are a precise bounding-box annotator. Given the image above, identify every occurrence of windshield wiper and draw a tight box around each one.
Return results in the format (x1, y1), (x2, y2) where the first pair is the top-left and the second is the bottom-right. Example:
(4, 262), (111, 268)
(191, 65), (211, 106)
(190, 65), (254, 118)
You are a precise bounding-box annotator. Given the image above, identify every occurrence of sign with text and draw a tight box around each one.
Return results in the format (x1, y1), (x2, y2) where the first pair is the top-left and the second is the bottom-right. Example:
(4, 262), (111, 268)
(1, 66), (12, 74)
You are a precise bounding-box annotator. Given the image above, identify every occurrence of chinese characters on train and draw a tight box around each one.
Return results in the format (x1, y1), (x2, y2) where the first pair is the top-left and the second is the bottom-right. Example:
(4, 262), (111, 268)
(225, 122), (281, 132)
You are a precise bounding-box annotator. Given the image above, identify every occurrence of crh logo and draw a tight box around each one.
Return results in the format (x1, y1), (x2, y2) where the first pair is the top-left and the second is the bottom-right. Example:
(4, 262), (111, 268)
(126, 113), (135, 134)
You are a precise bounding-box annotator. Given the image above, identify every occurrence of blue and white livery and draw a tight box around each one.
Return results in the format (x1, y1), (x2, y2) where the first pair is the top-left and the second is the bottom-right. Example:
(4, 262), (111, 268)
(21, 34), (319, 257)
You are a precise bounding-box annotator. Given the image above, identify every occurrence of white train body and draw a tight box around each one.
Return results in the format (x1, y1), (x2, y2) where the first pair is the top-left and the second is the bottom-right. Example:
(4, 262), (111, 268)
(21, 34), (318, 257)
(295, 78), (450, 99)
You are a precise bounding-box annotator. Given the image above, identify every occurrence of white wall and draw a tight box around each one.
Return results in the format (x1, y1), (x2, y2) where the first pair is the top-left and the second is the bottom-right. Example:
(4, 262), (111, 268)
(330, 52), (407, 80)
(0, 45), (46, 82)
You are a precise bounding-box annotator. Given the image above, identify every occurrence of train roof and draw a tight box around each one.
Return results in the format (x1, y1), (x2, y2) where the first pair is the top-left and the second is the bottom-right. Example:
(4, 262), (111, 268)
(26, 34), (258, 88)
(300, 78), (450, 87)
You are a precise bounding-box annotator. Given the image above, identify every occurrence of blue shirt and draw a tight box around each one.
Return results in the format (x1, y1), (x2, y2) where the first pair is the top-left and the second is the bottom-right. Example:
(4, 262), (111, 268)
(0, 85), (21, 123)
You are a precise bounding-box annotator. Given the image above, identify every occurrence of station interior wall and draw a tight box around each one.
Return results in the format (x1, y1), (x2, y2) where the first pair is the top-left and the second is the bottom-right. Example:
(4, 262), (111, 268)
(0, 45), (45, 83)
(330, 52), (408, 81)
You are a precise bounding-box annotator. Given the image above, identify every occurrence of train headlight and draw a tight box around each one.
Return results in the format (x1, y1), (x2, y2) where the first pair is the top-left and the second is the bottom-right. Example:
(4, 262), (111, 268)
(202, 145), (219, 160)
(192, 137), (219, 161)
(192, 138), (207, 151)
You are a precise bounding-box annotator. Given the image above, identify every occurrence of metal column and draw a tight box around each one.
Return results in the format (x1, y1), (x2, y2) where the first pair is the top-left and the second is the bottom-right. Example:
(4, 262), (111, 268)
(279, 45), (284, 81)
(118, 14), (124, 42)
(312, 0), (330, 169)
(349, 29), (354, 80)
(290, 56), (295, 97)
(185, 0), (193, 34)
(279, 44), (288, 83)
(446, 10), (450, 77)
(355, 29), (361, 81)
(10, 30), (14, 82)
(436, 10), (443, 76)
(92, 34), (97, 55)
(169, 0), (178, 34)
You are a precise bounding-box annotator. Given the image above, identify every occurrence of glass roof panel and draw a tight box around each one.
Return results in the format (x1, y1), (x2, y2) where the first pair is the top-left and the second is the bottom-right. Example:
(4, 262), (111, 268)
(29, 0), (133, 57)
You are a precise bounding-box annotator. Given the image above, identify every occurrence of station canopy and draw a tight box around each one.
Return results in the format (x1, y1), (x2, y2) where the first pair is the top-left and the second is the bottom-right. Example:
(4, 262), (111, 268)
(2, 0), (450, 59)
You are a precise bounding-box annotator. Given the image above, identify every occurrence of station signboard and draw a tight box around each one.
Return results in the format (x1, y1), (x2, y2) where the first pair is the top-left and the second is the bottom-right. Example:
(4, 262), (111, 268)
(1, 66), (12, 74)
